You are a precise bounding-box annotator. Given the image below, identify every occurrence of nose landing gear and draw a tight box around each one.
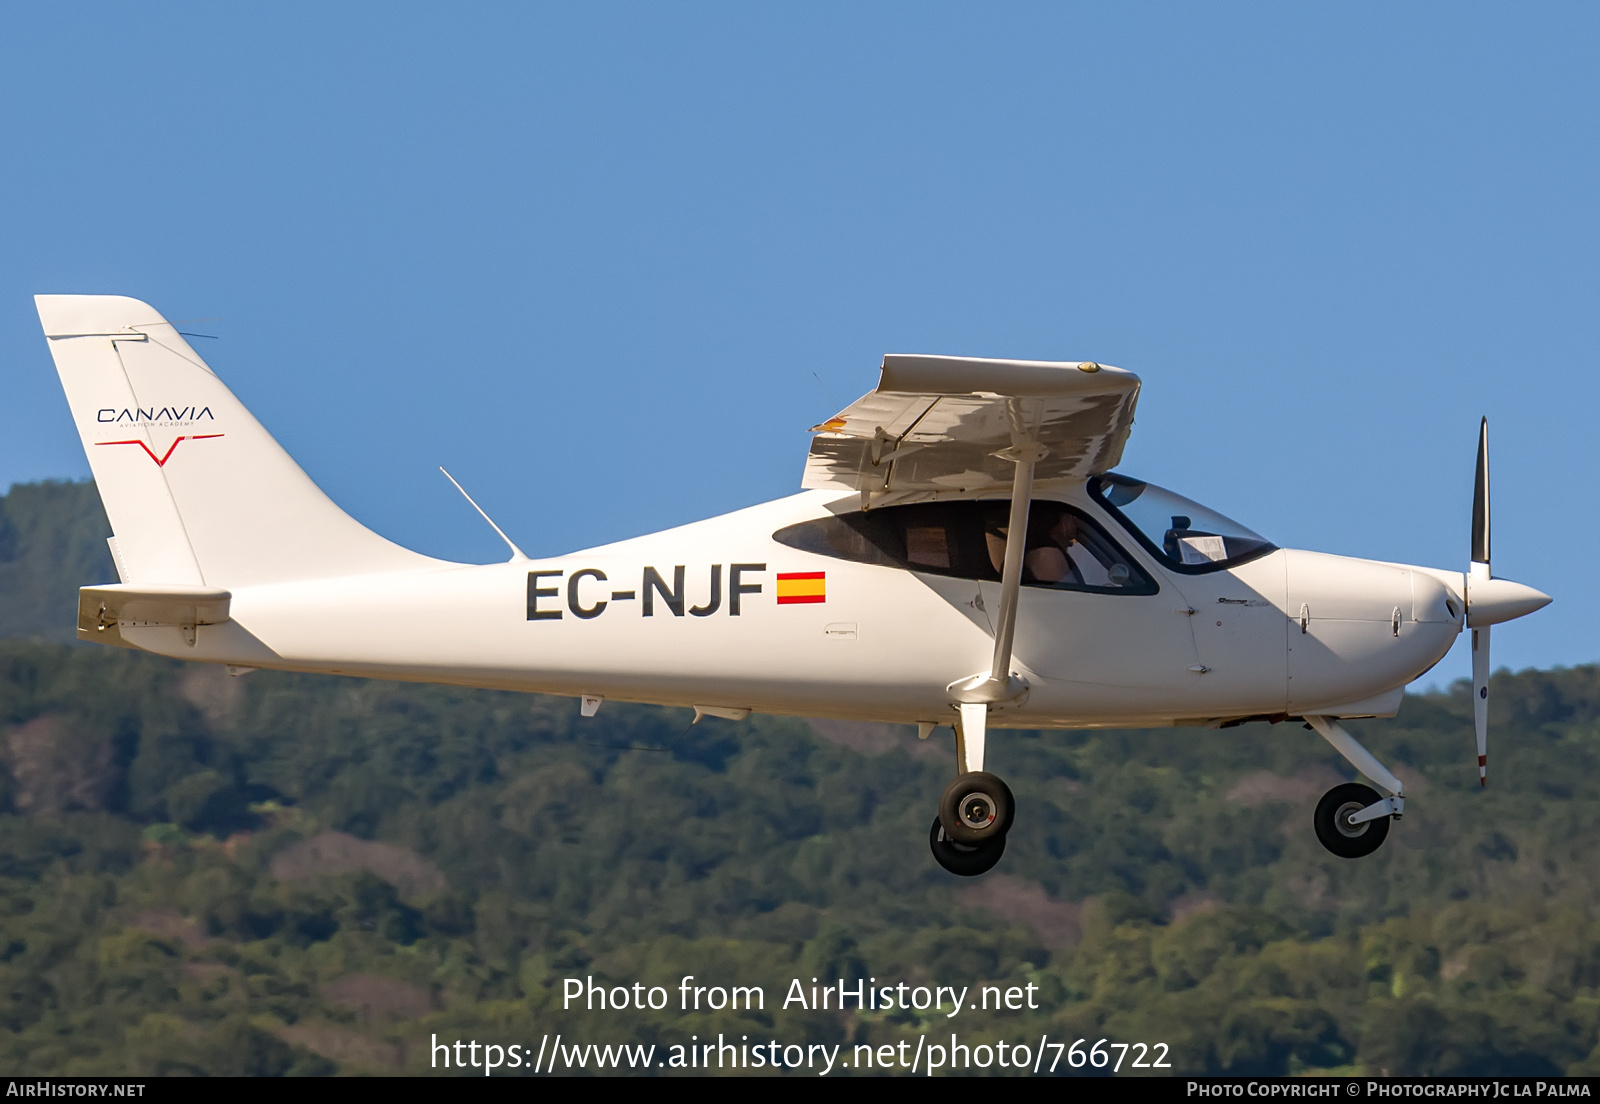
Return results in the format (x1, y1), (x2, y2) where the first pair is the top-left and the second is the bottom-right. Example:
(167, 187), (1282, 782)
(1305, 716), (1405, 859)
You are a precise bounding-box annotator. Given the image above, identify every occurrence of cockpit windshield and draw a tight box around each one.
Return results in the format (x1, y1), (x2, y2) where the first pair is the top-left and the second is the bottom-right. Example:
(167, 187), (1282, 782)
(1088, 474), (1276, 573)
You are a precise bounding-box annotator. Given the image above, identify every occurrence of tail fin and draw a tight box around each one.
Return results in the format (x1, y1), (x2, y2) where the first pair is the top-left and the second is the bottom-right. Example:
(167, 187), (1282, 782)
(37, 295), (443, 586)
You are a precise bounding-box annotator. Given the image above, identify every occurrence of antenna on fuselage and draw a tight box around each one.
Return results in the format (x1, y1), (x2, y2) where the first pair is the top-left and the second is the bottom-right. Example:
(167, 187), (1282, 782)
(439, 467), (529, 563)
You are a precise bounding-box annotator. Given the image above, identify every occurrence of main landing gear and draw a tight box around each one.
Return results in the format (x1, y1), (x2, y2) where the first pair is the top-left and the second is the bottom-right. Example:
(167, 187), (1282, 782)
(929, 771), (1015, 876)
(928, 704), (1016, 877)
(1305, 716), (1406, 859)
(924, 420), (1042, 877)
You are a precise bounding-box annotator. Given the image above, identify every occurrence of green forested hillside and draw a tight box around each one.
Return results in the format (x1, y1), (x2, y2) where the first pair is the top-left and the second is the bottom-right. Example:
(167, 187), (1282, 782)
(0, 481), (1597, 1076)
(1, 646), (1598, 1075)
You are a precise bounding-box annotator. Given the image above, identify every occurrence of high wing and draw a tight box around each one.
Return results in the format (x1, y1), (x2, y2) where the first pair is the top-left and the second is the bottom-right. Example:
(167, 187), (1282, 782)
(801, 355), (1141, 494)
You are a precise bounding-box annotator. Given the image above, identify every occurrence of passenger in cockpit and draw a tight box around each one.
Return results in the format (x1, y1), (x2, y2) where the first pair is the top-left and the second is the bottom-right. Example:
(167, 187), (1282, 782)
(1028, 512), (1115, 587)
(986, 509), (1113, 587)
(1022, 515), (1077, 584)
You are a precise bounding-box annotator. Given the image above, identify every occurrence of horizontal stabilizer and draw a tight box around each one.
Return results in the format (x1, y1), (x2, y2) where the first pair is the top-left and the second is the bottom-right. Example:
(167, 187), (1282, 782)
(78, 583), (231, 643)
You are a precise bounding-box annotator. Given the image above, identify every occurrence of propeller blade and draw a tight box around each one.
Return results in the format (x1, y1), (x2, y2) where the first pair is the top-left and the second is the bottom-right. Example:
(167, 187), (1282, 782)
(1472, 625), (1489, 787)
(1471, 416), (1490, 570)
(1469, 416), (1490, 787)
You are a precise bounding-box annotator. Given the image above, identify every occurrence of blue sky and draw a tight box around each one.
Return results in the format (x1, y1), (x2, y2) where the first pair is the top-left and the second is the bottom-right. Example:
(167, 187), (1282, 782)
(1, 4), (1594, 682)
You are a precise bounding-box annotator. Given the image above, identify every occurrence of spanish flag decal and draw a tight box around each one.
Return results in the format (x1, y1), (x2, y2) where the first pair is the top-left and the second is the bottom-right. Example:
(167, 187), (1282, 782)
(775, 571), (826, 605)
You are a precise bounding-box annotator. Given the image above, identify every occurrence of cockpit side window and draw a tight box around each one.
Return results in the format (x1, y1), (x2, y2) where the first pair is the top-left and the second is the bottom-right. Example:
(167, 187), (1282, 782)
(1088, 473), (1276, 573)
(772, 499), (1157, 595)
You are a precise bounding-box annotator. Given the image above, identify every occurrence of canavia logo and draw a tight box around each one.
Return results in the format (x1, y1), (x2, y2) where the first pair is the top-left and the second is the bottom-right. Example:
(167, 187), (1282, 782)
(97, 405), (215, 424)
(96, 434), (225, 467)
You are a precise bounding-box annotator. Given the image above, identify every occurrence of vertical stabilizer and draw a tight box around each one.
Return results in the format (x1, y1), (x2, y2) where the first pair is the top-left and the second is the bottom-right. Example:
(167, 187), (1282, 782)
(37, 295), (446, 586)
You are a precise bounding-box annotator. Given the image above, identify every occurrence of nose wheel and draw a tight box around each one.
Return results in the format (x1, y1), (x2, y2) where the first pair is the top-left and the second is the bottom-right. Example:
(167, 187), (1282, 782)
(1313, 782), (1392, 858)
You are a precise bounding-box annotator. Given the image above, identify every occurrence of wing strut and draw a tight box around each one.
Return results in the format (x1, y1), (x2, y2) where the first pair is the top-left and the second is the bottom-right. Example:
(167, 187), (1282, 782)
(946, 404), (1042, 771)
(988, 440), (1042, 685)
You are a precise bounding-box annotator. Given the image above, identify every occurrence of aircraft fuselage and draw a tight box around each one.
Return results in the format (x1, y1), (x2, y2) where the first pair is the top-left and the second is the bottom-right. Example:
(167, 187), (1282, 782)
(115, 486), (1463, 729)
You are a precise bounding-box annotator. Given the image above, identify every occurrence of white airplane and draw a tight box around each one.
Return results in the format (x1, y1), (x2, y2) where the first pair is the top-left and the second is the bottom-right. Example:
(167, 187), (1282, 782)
(36, 294), (1551, 876)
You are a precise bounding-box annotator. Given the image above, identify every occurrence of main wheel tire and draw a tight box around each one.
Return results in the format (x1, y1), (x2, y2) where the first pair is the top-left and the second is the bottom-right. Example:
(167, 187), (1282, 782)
(1313, 782), (1391, 858)
(929, 816), (1006, 876)
(938, 771), (1016, 844)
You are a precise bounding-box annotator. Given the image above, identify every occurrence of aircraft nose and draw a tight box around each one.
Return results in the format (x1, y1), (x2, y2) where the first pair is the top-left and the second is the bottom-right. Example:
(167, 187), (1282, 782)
(1467, 577), (1552, 627)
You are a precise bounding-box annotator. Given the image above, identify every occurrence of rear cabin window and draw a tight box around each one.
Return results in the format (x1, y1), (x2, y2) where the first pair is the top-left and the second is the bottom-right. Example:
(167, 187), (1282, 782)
(772, 500), (1156, 595)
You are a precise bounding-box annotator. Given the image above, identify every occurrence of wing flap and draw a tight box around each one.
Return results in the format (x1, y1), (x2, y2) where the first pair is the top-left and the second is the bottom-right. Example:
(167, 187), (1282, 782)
(803, 355), (1140, 493)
